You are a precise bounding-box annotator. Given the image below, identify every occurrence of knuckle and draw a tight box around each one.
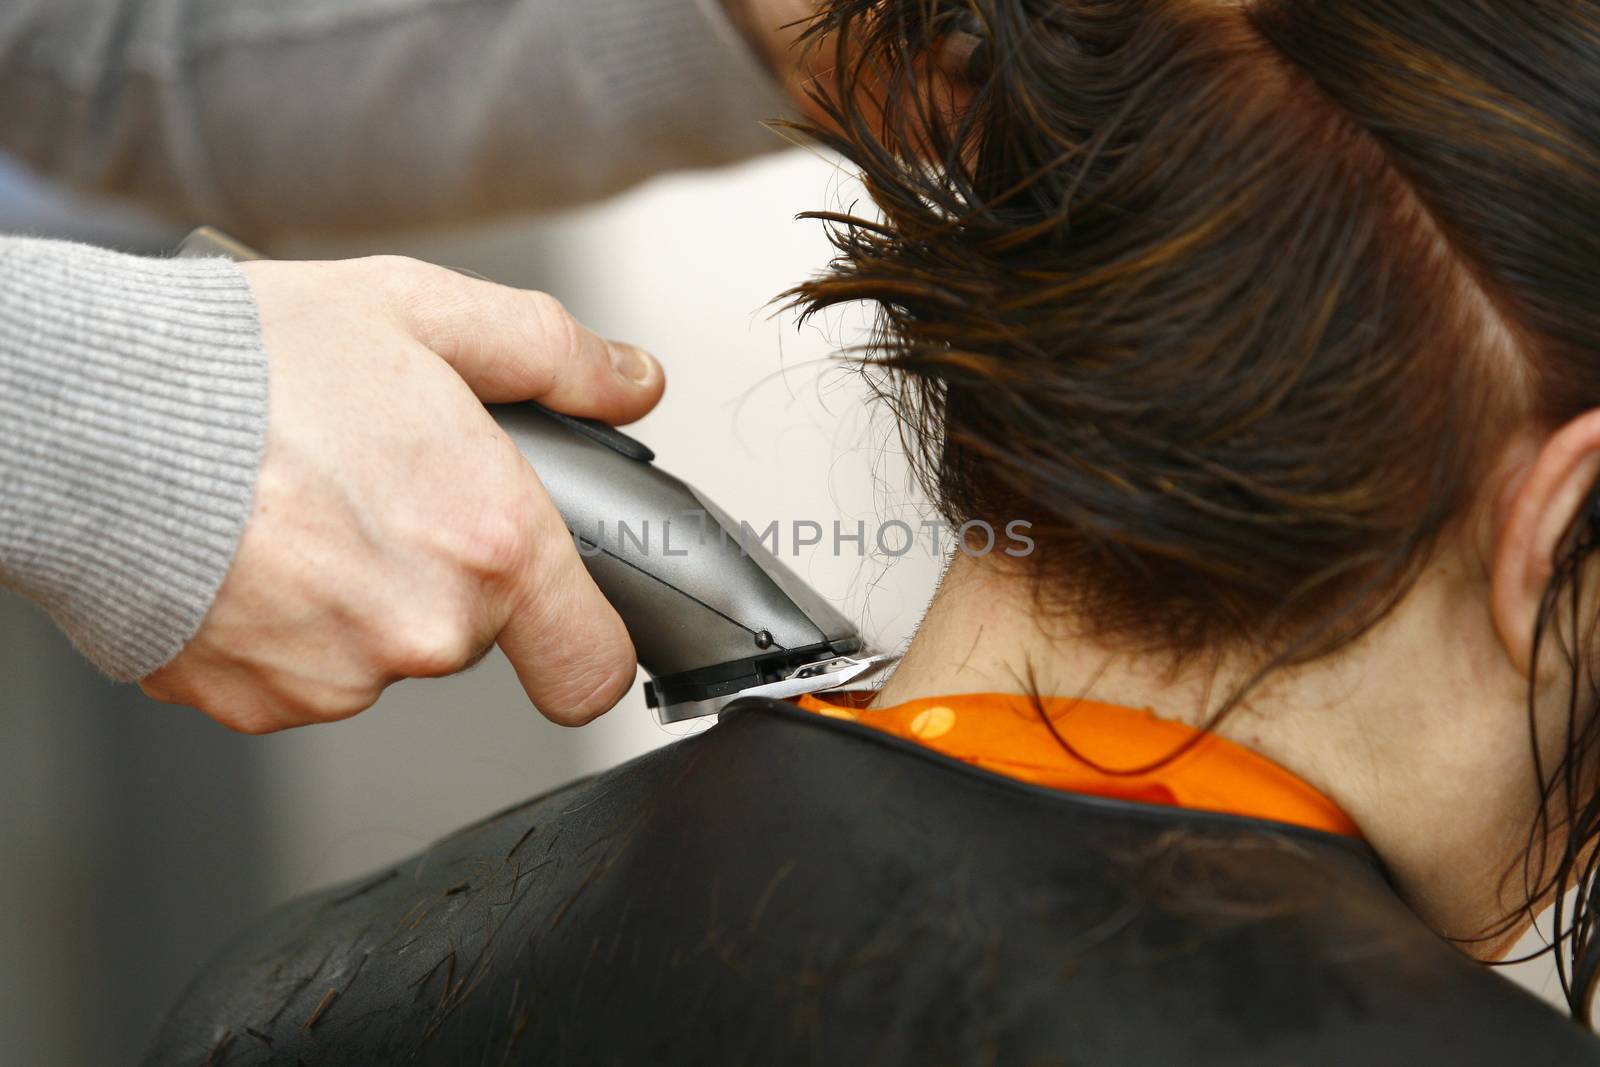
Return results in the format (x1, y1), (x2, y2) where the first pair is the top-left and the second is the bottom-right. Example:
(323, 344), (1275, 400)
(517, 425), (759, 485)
(226, 713), (285, 737)
(190, 688), (282, 735)
(455, 498), (539, 583)
(286, 681), (383, 726)
(360, 256), (452, 321)
(144, 663), (384, 732)
(316, 686), (384, 723)
(361, 253), (434, 287)
(380, 616), (478, 679)
(525, 291), (581, 360)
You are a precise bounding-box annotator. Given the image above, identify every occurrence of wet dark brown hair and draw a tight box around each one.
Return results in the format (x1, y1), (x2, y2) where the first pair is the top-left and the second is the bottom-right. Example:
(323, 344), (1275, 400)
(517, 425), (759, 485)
(786, 0), (1600, 1017)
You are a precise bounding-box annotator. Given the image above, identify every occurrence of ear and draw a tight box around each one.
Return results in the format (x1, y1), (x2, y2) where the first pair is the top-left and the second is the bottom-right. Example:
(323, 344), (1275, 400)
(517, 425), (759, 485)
(1490, 411), (1600, 677)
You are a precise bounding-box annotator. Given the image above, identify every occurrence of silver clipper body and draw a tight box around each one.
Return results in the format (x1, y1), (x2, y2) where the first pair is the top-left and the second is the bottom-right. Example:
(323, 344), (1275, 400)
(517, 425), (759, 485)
(491, 405), (889, 722)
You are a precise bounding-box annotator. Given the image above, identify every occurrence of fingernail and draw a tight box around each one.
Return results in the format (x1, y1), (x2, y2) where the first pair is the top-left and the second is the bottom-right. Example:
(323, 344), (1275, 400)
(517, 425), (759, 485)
(610, 344), (655, 385)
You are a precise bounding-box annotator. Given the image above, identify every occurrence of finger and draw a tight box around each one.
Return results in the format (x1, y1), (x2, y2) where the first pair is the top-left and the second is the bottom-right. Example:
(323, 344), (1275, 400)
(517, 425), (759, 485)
(370, 257), (665, 425)
(139, 670), (183, 707)
(495, 516), (639, 727)
(140, 668), (288, 735)
(142, 658), (382, 735)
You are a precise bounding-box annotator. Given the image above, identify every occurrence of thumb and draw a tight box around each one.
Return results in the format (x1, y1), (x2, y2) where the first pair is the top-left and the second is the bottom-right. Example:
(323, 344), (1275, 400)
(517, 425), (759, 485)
(378, 257), (665, 424)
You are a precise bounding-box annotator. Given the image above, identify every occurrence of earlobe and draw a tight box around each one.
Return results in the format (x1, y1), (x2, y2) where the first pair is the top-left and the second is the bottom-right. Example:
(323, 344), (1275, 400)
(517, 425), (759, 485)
(1489, 411), (1600, 678)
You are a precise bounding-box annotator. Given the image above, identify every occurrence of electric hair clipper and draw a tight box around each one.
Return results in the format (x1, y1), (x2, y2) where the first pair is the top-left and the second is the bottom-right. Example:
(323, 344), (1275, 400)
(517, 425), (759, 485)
(176, 228), (896, 722)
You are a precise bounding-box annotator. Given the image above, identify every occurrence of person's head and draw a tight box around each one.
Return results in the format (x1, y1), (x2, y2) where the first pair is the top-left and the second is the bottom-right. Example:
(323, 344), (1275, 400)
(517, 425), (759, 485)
(789, 0), (1600, 1014)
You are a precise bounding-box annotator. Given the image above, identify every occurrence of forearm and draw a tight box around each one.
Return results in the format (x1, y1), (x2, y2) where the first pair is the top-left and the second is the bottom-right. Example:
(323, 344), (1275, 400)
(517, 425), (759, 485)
(0, 0), (793, 239)
(0, 237), (266, 680)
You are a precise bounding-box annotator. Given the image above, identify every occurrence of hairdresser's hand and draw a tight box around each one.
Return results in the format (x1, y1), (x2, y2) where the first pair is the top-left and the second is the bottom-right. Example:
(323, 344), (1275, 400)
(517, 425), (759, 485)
(139, 257), (663, 734)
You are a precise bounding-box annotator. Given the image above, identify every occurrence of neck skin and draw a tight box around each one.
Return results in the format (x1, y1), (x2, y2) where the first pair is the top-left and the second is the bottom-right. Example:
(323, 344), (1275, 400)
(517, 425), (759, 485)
(874, 548), (1565, 960)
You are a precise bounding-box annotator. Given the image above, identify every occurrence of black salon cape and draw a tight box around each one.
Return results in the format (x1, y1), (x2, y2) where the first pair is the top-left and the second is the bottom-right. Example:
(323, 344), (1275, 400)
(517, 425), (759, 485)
(143, 697), (1600, 1065)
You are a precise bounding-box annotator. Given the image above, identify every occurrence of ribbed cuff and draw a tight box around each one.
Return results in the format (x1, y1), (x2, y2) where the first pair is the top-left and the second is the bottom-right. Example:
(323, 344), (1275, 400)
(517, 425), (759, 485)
(0, 237), (268, 681)
(572, 0), (796, 156)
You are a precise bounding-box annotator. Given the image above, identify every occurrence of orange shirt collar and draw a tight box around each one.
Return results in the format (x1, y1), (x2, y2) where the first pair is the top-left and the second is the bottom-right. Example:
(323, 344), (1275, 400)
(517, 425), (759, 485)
(793, 691), (1362, 839)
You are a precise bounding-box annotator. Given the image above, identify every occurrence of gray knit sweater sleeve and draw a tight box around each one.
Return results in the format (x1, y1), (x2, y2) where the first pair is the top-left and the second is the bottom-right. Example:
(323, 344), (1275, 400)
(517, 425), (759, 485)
(0, 0), (792, 681)
(0, 241), (266, 680)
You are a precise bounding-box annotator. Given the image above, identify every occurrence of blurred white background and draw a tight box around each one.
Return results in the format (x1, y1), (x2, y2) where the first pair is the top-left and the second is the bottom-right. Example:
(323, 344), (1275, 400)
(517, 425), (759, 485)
(0, 143), (1571, 1065)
